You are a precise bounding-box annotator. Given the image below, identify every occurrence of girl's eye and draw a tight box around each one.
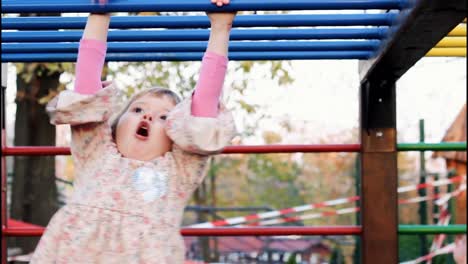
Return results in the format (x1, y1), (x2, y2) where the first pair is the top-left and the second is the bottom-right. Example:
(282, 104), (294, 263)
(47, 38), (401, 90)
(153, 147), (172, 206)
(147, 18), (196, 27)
(133, 107), (143, 113)
(160, 115), (167, 120)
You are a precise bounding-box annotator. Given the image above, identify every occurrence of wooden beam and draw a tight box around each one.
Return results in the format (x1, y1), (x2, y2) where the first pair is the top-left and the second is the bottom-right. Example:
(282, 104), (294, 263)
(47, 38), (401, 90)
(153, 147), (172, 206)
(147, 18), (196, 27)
(359, 0), (467, 83)
(360, 80), (397, 264)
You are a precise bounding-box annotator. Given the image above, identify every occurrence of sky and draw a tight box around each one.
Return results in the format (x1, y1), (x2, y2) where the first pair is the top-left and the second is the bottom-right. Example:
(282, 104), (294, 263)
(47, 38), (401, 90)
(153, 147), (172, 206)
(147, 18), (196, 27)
(225, 56), (466, 144)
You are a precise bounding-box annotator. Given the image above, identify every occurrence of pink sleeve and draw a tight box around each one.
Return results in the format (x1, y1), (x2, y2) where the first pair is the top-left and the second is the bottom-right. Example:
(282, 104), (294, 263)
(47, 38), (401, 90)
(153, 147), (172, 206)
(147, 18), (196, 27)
(191, 51), (228, 117)
(74, 38), (107, 95)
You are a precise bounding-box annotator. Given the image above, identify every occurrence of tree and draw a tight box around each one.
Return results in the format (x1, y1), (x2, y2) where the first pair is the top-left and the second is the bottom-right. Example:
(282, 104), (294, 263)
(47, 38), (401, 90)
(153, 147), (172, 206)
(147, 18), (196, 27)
(11, 61), (69, 252)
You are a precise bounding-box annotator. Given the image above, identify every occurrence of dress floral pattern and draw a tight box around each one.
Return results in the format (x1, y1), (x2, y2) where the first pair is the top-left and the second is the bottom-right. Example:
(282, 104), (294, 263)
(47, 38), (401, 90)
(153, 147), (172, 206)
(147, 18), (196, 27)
(30, 83), (236, 263)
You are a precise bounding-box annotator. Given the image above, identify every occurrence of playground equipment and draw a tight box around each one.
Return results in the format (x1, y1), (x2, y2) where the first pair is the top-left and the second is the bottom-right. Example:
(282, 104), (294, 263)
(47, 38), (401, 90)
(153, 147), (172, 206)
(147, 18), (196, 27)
(1, 0), (467, 263)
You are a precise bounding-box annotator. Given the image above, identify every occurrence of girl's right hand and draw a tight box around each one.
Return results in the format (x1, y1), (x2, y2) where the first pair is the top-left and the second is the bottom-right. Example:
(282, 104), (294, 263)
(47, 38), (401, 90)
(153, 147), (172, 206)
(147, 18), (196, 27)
(211, 0), (230, 7)
(208, 0), (236, 30)
(93, 0), (108, 5)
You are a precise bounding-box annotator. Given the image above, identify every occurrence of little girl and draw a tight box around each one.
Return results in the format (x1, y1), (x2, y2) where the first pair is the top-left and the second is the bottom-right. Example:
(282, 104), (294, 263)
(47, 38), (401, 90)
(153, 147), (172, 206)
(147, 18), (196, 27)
(30, 1), (236, 263)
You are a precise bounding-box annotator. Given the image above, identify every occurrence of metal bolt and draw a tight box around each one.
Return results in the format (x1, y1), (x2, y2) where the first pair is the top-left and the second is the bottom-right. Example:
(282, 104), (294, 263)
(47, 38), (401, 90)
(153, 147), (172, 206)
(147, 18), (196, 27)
(376, 131), (384, 137)
(378, 98), (383, 102)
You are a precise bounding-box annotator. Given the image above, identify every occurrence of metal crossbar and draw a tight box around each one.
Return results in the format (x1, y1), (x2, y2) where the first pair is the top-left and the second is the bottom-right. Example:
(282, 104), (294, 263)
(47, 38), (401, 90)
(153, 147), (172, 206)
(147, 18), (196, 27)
(2, 28), (388, 42)
(2, 143), (466, 156)
(1, 40), (381, 53)
(2, 51), (373, 62)
(2, 14), (397, 30)
(1, 0), (407, 13)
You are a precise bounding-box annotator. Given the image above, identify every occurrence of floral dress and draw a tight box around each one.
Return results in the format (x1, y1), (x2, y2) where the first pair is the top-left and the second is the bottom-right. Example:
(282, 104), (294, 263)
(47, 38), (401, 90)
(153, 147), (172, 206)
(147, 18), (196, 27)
(30, 83), (236, 263)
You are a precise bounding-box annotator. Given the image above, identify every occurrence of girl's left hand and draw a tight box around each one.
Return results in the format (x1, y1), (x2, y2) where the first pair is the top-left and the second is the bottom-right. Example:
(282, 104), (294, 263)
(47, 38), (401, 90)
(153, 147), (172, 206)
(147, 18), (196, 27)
(93, 0), (108, 5)
(211, 0), (230, 7)
(207, 12), (236, 29)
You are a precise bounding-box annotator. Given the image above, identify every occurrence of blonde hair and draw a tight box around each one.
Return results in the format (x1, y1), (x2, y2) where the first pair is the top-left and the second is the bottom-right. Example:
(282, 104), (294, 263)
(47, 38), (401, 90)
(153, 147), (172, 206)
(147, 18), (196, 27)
(110, 87), (181, 139)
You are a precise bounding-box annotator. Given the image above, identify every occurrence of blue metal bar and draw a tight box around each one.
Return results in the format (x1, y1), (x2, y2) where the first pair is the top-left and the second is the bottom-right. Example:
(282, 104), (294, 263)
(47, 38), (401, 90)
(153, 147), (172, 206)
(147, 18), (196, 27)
(1, 51), (372, 62)
(2, 14), (397, 30)
(2, 28), (388, 42)
(2, 40), (380, 53)
(1, 0), (408, 13)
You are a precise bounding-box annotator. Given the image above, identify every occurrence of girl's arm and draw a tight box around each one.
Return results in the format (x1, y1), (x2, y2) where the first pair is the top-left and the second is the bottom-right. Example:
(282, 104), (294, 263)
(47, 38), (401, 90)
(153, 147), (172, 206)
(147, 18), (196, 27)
(74, 13), (110, 95)
(191, 4), (236, 117)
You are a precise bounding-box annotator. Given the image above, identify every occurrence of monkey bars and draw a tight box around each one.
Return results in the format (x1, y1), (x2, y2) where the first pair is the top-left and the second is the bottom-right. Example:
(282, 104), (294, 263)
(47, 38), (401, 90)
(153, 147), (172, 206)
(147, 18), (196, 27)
(2, 51), (374, 62)
(2, 28), (389, 43)
(1, 40), (381, 53)
(4, 49), (464, 62)
(2, 14), (397, 30)
(1, 0), (407, 13)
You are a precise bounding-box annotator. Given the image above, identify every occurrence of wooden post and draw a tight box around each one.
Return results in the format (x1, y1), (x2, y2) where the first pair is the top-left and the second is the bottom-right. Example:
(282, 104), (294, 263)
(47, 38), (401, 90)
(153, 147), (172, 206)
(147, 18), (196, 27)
(360, 79), (398, 264)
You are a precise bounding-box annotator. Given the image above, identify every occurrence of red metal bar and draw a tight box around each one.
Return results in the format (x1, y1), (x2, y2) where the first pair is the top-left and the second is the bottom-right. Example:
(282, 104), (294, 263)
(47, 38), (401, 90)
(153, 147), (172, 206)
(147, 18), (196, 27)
(2, 146), (71, 156)
(1, 131), (7, 264)
(181, 226), (362, 236)
(2, 227), (46, 237)
(2, 70), (7, 264)
(2, 144), (361, 156)
(3, 226), (362, 237)
(222, 144), (361, 153)
(0, 82), (8, 264)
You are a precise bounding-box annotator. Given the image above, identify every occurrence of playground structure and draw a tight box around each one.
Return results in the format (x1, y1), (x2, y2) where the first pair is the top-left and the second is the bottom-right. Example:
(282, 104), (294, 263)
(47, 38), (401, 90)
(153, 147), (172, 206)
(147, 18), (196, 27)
(1, 0), (467, 263)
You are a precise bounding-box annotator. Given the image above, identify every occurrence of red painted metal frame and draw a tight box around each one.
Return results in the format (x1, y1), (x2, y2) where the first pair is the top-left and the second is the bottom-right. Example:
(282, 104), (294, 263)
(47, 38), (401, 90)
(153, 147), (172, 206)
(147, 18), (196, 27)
(1, 131), (7, 264)
(2, 146), (71, 156)
(2, 144), (361, 156)
(0, 142), (361, 263)
(0, 141), (360, 264)
(3, 226), (362, 237)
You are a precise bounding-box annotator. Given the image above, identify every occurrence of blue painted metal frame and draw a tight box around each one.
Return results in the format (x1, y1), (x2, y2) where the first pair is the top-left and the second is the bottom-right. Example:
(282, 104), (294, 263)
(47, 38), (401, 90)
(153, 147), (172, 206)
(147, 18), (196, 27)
(2, 40), (380, 53)
(1, 0), (407, 13)
(2, 14), (397, 30)
(2, 28), (388, 42)
(2, 51), (372, 62)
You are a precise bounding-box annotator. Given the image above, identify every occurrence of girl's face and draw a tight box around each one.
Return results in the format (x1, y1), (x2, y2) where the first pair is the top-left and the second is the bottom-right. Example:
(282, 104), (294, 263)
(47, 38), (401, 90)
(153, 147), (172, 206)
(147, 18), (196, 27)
(115, 94), (176, 161)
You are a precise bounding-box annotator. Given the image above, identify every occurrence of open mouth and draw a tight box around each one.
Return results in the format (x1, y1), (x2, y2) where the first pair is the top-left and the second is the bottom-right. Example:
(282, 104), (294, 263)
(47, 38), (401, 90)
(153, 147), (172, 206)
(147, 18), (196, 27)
(135, 121), (150, 140)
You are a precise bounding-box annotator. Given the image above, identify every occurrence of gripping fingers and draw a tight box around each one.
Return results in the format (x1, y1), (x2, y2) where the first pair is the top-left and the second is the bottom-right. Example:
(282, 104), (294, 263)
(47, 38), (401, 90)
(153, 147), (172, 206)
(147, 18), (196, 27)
(211, 0), (230, 7)
(92, 0), (108, 5)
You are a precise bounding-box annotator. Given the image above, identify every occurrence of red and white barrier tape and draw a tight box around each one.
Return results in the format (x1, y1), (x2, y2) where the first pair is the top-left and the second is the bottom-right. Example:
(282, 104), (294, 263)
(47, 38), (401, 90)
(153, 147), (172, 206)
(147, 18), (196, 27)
(428, 202), (453, 263)
(189, 195), (361, 228)
(400, 242), (456, 264)
(436, 181), (466, 206)
(246, 207), (360, 226)
(429, 210), (450, 255)
(241, 187), (464, 226)
(428, 181), (466, 261)
(188, 177), (465, 228)
(397, 176), (463, 193)
(7, 252), (33, 262)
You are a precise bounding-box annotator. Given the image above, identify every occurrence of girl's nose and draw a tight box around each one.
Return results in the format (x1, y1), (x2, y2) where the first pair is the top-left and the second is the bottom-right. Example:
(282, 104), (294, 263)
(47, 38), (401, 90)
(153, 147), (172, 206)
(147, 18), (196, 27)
(143, 114), (153, 122)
